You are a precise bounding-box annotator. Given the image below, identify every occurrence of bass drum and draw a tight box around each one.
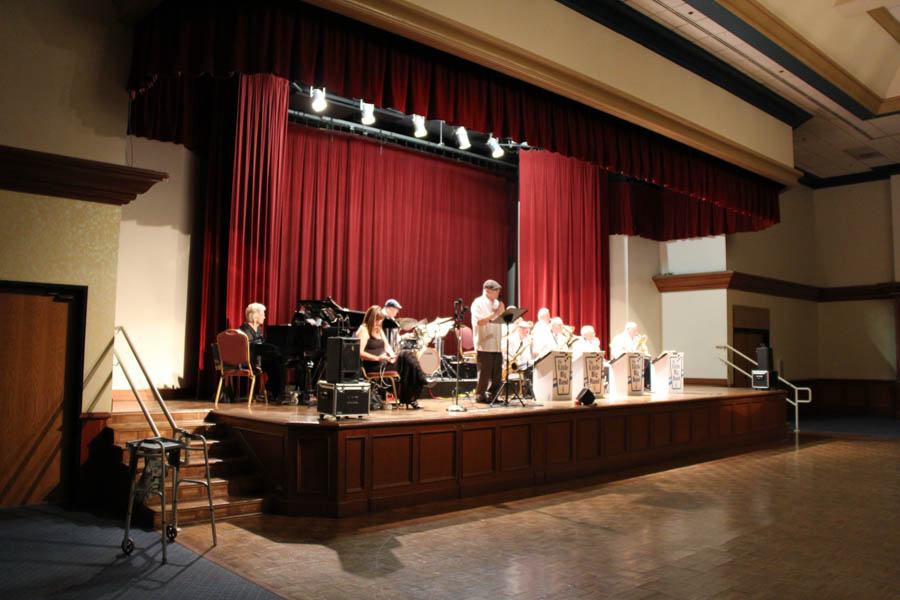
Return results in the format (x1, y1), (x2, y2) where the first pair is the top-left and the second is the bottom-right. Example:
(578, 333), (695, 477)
(417, 347), (440, 376)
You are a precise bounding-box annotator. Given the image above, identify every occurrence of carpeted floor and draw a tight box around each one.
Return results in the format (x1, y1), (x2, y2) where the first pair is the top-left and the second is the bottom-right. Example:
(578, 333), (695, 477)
(0, 504), (281, 600)
(799, 415), (900, 438)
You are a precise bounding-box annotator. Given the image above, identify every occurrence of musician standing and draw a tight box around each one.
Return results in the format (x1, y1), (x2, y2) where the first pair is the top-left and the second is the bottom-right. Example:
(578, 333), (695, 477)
(471, 279), (505, 404)
(381, 298), (402, 351)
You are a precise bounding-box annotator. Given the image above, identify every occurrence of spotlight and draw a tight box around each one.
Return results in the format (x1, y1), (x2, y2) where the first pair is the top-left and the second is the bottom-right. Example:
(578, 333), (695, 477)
(487, 135), (504, 158)
(311, 87), (327, 112)
(455, 126), (471, 150)
(360, 100), (375, 125)
(412, 114), (427, 138)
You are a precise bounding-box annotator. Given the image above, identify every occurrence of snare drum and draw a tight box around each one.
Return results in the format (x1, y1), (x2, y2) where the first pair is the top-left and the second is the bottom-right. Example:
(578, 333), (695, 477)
(417, 347), (440, 376)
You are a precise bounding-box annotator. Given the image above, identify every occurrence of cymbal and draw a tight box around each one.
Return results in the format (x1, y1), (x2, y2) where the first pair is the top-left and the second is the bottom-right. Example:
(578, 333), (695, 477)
(396, 317), (420, 330)
(427, 316), (453, 327)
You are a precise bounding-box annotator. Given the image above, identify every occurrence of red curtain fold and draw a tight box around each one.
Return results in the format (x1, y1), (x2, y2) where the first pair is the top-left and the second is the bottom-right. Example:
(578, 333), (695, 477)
(224, 73), (290, 329)
(128, 0), (782, 227)
(518, 150), (610, 353)
(267, 124), (511, 324)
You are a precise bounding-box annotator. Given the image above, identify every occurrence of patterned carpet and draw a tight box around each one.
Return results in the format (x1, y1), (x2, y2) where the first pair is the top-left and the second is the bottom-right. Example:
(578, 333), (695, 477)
(0, 504), (280, 600)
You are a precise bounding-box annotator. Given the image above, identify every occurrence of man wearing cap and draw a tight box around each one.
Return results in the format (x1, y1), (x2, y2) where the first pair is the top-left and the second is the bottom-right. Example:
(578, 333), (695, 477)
(471, 279), (505, 403)
(381, 298), (402, 352)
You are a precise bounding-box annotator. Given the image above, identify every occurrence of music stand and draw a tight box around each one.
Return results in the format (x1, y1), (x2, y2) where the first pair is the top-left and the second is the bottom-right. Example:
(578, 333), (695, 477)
(448, 300), (468, 413)
(491, 307), (528, 407)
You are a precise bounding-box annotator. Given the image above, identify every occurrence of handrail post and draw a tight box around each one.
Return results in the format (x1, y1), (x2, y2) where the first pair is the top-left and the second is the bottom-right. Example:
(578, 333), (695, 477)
(115, 326), (179, 433)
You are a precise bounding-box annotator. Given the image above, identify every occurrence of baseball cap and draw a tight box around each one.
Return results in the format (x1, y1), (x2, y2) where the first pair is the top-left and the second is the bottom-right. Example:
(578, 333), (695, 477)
(384, 298), (402, 309)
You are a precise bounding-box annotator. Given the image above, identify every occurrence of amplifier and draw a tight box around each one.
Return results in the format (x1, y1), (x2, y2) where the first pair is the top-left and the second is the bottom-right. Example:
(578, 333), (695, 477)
(317, 381), (370, 419)
(751, 370), (777, 389)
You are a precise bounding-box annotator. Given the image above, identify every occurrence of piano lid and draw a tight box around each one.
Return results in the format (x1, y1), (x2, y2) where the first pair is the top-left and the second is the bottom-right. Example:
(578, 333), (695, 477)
(293, 297), (364, 328)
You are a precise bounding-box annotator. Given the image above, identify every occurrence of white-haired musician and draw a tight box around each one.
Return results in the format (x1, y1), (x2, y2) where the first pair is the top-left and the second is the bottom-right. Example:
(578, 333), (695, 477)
(572, 325), (601, 358)
(610, 322), (641, 359)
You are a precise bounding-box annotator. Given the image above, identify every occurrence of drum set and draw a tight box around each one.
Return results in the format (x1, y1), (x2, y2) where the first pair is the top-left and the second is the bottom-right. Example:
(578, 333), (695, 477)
(395, 316), (456, 377)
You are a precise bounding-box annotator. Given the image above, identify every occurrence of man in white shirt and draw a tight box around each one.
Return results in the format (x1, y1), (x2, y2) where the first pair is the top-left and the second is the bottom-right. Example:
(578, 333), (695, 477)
(531, 308), (554, 357)
(572, 325), (601, 359)
(471, 279), (505, 403)
(504, 319), (533, 368)
(610, 322), (640, 359)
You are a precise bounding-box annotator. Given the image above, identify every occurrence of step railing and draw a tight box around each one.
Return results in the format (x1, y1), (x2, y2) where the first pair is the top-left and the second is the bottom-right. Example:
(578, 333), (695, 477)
(715, 344), (812, 431)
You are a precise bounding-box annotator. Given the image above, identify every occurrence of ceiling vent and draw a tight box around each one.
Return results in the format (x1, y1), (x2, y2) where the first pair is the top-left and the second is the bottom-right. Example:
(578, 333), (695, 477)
(844, 146), (885, 161)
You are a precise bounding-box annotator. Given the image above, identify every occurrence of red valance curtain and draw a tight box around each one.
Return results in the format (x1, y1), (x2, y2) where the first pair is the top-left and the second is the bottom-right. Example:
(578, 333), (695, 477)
(519, 150), (611, 352)
(264, 124), (511, 324)
(128, 0), (781, 228)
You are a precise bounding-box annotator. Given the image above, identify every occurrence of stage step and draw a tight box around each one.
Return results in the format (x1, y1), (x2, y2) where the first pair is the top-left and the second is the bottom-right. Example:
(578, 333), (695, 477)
(142, 495), (267, 528)
(107, 399), (269, 528)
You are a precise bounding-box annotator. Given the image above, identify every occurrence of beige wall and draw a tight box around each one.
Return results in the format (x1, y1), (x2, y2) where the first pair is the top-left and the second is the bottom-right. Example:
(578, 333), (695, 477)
(660, 236), (726, 275)
(727, 291), (819, 382)
(814, 180), (893, 287)
(0, 0), (133, 412)
(609, 235), (662, 358)
(727, 186), (818, 286)
(407, 0), (794, 167)
(114, 137), (198, 390)
(818, 300), (896, 380)
(661, 290), (728, 379)
(0, 0), (131, 164)
(0, 192), (121, 413)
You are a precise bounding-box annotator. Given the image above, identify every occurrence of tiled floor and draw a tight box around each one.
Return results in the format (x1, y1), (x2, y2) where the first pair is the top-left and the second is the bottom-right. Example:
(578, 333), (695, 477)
(177, 433), (900, 599)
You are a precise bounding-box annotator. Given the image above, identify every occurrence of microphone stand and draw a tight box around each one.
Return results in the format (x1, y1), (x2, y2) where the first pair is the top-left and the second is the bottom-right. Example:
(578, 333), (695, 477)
(448, 298), (468, 413)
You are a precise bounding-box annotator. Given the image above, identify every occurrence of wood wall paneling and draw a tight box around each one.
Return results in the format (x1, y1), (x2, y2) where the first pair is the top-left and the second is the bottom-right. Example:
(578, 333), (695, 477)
(603, 416), (627, 456)
(297, 436), (330, 494)
(371, 433), (414, 490)
(628, 414), (650, 452)
(500, 424), (533, 471)
(419, 430), (456, 484)
(652, 413), (672, 448)
(692, 407), (709, 442)
(545, 420), (573, 465)
(673, 410), (691, 444)
(344, 436), (366, 494)
(575, 417), (602, 461)
(461, 427), (495, 478)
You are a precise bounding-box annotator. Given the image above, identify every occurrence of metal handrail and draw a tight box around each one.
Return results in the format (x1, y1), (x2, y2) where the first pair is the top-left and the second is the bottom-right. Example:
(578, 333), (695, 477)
(114, 326), (178, 432)
(715, 344), (812, 431)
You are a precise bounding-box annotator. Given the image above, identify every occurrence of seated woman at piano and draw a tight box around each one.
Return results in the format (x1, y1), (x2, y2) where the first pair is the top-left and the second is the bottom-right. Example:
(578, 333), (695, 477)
(355, 305), (428, 409)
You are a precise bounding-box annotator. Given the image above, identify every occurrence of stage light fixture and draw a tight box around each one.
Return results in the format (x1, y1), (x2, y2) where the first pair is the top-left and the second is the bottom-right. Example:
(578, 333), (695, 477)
(412, 114), (427, 138)
(454, 126), (471, 150)
(487, 135), (504, 158)
(360, 100), (376, 125)
(311, 87), (327, 112)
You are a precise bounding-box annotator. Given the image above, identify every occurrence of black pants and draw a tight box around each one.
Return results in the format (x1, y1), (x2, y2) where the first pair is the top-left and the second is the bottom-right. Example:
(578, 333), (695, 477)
(251, 343), (284, 399)
(475, 351), (503, 401)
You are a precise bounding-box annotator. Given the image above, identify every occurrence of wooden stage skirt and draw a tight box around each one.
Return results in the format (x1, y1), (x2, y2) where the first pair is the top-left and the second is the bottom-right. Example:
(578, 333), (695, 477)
(211, 386), (788, 517)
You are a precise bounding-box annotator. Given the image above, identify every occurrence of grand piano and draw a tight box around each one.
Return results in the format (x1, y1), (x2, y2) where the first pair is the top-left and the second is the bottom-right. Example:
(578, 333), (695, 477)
(267, 298), (365, 401)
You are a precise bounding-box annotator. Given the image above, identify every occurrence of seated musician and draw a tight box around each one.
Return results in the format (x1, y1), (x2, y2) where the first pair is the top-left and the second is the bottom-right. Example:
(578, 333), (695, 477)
(531, 309), (555, 357)
(239, 302), (284, 402)
(572, 325), (601, 358)
(549, 317), (570, 351)
(610, 321), (642, 359)
(355, 305), (427, 409)
(380, 298), (402, 351)
(504, 319), (534, 367)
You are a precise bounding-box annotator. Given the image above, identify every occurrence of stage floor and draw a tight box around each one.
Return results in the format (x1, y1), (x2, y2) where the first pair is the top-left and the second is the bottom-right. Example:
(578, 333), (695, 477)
(211, 385), (780, 425)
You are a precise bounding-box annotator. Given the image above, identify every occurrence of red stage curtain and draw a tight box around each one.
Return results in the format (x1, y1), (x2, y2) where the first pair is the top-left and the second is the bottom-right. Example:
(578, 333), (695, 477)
(224, 73), (290, 329)
(267, 124), (511, 324)
(128, 0), (781, 228)
(519, 150), (610, 352)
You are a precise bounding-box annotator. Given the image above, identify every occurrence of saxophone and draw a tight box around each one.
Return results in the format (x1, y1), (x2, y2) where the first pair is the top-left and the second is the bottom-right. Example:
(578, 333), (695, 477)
(636, 334), (649, 355)
(505, 335), (532, 375)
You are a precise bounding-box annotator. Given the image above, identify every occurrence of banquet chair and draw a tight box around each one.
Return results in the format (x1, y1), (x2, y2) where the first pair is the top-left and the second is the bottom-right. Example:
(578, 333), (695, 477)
(214, 329), (267, 408)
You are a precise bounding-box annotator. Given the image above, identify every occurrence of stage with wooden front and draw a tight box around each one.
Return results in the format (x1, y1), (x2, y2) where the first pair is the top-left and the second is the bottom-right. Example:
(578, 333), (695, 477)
(211, 386), (787, 517)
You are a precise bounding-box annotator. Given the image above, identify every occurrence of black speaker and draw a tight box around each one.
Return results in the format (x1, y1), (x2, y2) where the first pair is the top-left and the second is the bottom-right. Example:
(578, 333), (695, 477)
(576, 388), (595, 406)
(756, 343), (773, 371)
(326, 337), (360, 383)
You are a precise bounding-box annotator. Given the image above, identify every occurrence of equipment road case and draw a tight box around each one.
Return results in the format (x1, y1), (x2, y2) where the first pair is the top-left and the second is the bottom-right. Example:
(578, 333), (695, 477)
(317, 381), (370, 419)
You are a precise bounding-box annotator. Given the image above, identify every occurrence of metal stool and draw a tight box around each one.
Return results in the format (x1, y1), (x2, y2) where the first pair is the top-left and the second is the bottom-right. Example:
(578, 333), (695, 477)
(121, 432), (217, 563)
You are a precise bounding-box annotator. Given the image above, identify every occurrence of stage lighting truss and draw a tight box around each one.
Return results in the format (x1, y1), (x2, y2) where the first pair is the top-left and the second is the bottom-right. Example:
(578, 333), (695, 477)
(311, 87), (328, 112)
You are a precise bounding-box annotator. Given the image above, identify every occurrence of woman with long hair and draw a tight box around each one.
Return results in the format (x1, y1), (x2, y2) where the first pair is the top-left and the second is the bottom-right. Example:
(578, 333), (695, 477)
(356, 304), (428, 409)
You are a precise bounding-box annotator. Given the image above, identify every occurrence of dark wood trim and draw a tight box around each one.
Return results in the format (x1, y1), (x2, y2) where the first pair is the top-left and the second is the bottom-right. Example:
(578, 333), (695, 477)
(0, 145), (167, 205)
(653, 271), (899, 302)
(685, 378), (728, 386)
(652, 271), (735, 293)
(820, 282), (900, 302)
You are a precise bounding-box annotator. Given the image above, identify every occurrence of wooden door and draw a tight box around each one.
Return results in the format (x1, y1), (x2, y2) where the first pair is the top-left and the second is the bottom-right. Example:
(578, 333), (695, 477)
(0, 290), (77, 506)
